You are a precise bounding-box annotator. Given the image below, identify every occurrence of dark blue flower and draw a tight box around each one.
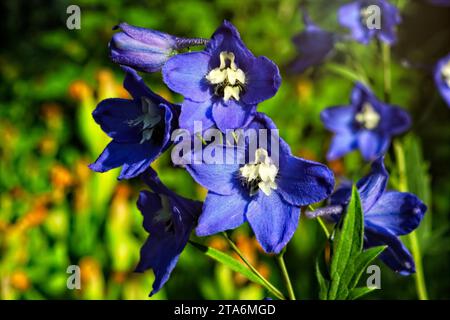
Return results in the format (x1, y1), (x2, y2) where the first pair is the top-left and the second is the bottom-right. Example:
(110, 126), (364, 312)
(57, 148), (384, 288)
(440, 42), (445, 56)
(89, 67), (179, 179)
(321, 82), (411, 161)
(308, 157), (427, 275)
(162, 20), (281, 133)
(434, 53), (450, 107)
(110, 23), (208, 73)
(287, 12), (336, 74)
(185, 113), (334, 253)
(338, 0), (401, 45)
(135, 168), (202, 296)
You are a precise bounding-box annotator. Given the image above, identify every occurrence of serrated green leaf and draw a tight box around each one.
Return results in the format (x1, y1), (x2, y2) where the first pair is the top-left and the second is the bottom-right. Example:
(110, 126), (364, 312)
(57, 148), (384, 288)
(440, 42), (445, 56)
(328, 185), (364, 299)
(348, 286), (378, 300)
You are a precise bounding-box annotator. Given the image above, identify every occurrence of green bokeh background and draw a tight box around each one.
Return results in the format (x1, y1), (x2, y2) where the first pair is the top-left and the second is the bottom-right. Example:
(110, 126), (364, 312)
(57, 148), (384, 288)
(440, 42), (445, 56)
(0, 0), (449, 299)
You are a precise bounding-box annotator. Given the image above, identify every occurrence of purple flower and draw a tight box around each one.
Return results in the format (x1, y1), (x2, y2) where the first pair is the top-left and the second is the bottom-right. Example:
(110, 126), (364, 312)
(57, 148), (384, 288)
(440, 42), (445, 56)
(434, 53), (450, 107)
(185, 113), (334, 254)
(321, 82), (411, 161)
(135, 168), (202, 296)
(89, 67), (178, 179)
(162, 21), (281, 133)
(307, 157), (427, 275)
(338, 0), (401, 45)
(288, 12), (336, 74)
(110, 23), (208, 73)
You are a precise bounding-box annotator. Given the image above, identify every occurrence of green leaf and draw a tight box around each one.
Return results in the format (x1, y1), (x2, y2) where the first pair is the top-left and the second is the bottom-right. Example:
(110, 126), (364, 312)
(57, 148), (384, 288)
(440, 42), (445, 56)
(324, 63), (369, 86)
(402, 135), (432, 241)
(315, 251), (330, 300)
(348, 286), (378, 300)
(328, 185), (364, 299)
(188, 241), (267, 290)
(317, 186), (385, 300)
(347, 246), (386, 290)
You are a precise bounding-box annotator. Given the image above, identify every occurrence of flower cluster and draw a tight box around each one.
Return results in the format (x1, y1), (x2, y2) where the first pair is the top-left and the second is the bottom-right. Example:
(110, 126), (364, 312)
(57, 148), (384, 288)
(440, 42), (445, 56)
(91, 20), (335, 295)
(90, 11), (429, 297)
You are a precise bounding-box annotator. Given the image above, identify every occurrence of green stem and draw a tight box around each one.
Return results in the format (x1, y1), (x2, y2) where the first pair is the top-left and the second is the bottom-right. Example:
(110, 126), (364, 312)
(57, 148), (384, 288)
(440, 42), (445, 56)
(317, 217), (331, 239)
(308, 205), (330, 238)
(394, 141), (429, 300)
(276, 251), (296, 300)
(381, 43), (391, 103)
(409, 232), (428, 300)
(221, 232), (287, 300)
(383, 42), (428, 299)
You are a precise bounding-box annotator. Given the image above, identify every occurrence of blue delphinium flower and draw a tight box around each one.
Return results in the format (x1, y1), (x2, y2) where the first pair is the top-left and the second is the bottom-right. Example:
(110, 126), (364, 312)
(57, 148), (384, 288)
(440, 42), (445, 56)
(89, 67), (179, 179)
(287, 12), (336, 74)
(434, 53), (450, 107)
(338, 0), (401, 45)
(185, 113), (335, 253)
(135, 168), (202, 296)
(110, 23), (208, 73)
(307, 157), (427, 275)
(162, 20), (281, 133)
(321, 82), (411, 161)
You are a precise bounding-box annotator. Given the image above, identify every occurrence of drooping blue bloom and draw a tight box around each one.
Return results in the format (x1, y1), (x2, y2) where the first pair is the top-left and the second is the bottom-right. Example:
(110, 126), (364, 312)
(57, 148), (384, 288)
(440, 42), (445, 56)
(162, 20), (281, 133)
(89, 67), (179, 179)
(110, 23), (208, 73)
(307, 157), (427, 275)
(434, 53), (450, 107)
(135, 168), (202, 296)
(321, 82), (411, 161)
(338, 0), (401, 45)
(185, 113), (335, 254)
(287, 12), (336, 74)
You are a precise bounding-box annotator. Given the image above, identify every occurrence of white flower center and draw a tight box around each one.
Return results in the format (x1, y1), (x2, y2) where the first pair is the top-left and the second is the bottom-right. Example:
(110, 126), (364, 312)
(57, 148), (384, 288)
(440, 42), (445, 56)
(360, 6), (373, 21)
(239, 148), (278, 196)
(206, 51), (246, 102)
(355, 102), (380, 130)
(127, 97), (162, 144)
(442, 60), (450, 88)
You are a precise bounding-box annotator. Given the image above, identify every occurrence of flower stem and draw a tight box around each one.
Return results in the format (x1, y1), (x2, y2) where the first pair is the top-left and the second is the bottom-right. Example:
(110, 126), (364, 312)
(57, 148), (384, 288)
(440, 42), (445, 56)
(408, 231), (428, 300)
(276, 250), (296, 300)
(393, 141), (429, 300)
(381, 42), (392, 103)
(308, 205), (331, 239)
(221, 232), (287, 300)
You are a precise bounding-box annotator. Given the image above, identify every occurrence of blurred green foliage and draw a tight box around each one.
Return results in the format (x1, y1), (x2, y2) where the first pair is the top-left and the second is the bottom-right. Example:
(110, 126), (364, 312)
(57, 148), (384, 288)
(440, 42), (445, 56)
(0, 0), (449, 299)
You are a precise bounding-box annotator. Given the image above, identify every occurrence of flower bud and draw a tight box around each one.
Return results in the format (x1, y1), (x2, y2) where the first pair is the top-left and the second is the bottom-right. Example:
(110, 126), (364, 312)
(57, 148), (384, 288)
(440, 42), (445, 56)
(109, 23), (208, 73)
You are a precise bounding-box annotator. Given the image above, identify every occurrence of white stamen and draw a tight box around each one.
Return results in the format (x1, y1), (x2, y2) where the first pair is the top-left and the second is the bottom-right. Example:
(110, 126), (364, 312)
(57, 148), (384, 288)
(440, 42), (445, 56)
(442, 60), (450, 87)
(226, 68), (246, 86)
(240, 148), (278, 196)
(206, 68), (226, 85)
(223, 86), (241, 102)
(360, 7), (372, 20)
(206, 51), (246, 101)
(355, 102), (380, 130)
